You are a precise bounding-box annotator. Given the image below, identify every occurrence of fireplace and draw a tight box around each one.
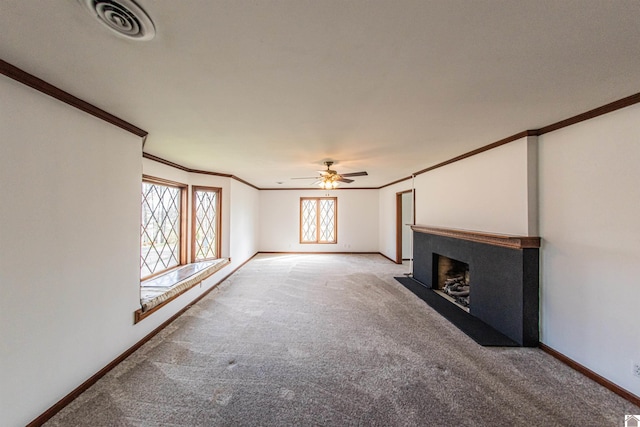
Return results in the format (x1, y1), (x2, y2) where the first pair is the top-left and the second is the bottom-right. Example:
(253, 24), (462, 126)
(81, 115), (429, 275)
(411, 225), (540, 347)
(434, 254), (470, 310)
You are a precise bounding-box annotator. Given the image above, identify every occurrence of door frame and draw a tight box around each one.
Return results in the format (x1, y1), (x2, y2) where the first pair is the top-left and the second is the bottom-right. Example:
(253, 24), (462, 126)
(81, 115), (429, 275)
(395, 189), (415, 264)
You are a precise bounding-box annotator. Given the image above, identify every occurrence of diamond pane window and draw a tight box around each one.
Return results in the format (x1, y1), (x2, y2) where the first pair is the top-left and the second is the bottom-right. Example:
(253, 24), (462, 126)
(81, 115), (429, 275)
(300, 197), (337, 243)
(301, 199), (317, 242)
(141, 179), (185, 278)
(319, 199), (335, 242)
(192, 187), (221, 261)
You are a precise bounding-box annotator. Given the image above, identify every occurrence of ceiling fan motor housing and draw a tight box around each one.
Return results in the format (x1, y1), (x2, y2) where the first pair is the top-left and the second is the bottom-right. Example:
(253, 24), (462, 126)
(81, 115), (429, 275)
(323, 161), (337, 175)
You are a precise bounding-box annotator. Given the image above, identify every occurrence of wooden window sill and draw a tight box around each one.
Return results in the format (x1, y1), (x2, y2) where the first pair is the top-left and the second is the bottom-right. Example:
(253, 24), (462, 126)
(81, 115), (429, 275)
(300, 242), (337, 244)
(135, 258), (230, 323)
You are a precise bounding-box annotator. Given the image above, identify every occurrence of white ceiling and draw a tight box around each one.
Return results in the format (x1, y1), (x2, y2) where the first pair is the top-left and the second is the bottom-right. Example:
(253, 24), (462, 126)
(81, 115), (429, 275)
(2, 0), (639, 188)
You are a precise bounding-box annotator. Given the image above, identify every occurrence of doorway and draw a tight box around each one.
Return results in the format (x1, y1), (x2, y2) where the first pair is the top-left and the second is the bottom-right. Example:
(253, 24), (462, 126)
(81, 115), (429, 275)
(395, 190), (414, 264)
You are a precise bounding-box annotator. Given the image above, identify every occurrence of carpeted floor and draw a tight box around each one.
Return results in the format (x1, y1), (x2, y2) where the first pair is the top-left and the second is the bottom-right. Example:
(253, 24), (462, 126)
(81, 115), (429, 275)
(46, 254), (639, 426)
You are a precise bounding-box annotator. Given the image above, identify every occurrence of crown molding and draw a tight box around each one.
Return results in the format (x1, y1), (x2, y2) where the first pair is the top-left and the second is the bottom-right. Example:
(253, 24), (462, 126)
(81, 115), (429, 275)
(4, 58), (638, 190)
(379, 175), (413, 189)
(388, 93), (640, 184)
(0, 59), (147, 138)
(142, 152), (260, 190)
(412, 130), (536, 178)
(537, 92), (640, 135)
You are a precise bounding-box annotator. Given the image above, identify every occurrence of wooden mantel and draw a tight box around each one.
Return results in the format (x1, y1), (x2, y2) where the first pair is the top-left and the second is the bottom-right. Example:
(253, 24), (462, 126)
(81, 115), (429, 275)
(410, 225), (541, 250)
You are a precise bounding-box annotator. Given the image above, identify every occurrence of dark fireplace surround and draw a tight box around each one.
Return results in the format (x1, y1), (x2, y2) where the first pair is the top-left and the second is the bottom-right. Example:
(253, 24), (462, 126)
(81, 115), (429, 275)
(411, 225), (540, 347)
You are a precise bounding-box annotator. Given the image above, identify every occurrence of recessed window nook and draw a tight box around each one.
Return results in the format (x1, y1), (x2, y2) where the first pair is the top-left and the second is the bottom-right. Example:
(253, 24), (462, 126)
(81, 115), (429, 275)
(136, 177), (228, 323)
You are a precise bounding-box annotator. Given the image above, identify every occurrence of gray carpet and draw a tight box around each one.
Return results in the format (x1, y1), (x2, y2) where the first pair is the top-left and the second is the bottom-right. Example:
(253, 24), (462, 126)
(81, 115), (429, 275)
(46, 254), (638, 426)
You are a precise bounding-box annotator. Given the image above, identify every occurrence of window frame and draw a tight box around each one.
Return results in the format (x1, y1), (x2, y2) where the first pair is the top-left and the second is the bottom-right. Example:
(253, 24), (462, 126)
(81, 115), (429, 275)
(191, 186), (222, 263)
(299, 196), (338, 244)
(140, 175), (188, 280)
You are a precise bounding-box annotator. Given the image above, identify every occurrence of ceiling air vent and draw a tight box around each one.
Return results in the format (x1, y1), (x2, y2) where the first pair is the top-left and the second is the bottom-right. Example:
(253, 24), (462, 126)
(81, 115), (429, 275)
(80, 0), (155, 41)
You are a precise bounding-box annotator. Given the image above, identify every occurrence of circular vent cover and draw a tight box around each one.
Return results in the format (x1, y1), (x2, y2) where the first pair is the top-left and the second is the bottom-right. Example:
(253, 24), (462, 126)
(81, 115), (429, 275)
(80, 0), (155, 41)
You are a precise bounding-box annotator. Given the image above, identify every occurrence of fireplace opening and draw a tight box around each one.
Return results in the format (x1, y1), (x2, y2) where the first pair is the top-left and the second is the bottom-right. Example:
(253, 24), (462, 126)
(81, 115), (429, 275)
(434, 254), (470, 310)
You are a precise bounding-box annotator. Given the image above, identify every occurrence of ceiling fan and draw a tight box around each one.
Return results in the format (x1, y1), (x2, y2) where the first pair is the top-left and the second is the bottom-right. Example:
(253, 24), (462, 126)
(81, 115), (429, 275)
(292, 161), (368, 189)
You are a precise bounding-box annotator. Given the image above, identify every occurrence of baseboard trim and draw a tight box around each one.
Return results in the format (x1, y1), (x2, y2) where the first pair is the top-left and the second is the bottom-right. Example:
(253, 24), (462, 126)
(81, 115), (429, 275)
(26, 252), (258, 427)
(539, 343), (640, 407)
(258, 251), (381, 255)
(258, 251), (398, 264)
(378, 252), (399, 264)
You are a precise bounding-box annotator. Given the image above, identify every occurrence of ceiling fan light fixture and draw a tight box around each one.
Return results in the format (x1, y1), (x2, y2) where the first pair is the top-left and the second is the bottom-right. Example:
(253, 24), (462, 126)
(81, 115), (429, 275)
(319, 177), (338, 190)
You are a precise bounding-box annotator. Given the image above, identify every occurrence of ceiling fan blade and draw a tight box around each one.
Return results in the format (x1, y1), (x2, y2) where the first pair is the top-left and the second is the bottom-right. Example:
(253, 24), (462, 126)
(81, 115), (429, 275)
(337, 177), (354, 183)
(340, 171), (368, 177)
(291, 176), (320, 180)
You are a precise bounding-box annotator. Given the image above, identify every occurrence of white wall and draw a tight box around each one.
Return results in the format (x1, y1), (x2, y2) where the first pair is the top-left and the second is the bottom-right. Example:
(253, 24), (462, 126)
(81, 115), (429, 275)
(259, 189), (379, 252)
(0, 76), (142, 426)
(0, 76), (261, 426)
(378, 138), (536, 262)
(539, 103), (640, 396)
(414, 137), (535, 236)
(230, 179), (260, 262)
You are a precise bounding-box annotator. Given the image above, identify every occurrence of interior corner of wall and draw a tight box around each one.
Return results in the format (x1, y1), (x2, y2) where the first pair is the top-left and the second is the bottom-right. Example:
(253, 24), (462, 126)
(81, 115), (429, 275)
(526, 135), (540, 236)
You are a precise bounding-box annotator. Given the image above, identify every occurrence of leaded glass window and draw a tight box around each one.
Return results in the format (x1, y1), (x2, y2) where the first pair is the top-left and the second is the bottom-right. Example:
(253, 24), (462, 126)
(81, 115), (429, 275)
(141, 179), (185, 278)
(300, 197), (337, 243)
(301, 199), (318, 242)
(192, 186), (221, 261)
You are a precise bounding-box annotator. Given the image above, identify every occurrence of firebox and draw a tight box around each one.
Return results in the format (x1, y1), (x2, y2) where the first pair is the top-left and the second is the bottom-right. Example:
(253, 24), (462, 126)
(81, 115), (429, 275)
(433, 254), (470, 310)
